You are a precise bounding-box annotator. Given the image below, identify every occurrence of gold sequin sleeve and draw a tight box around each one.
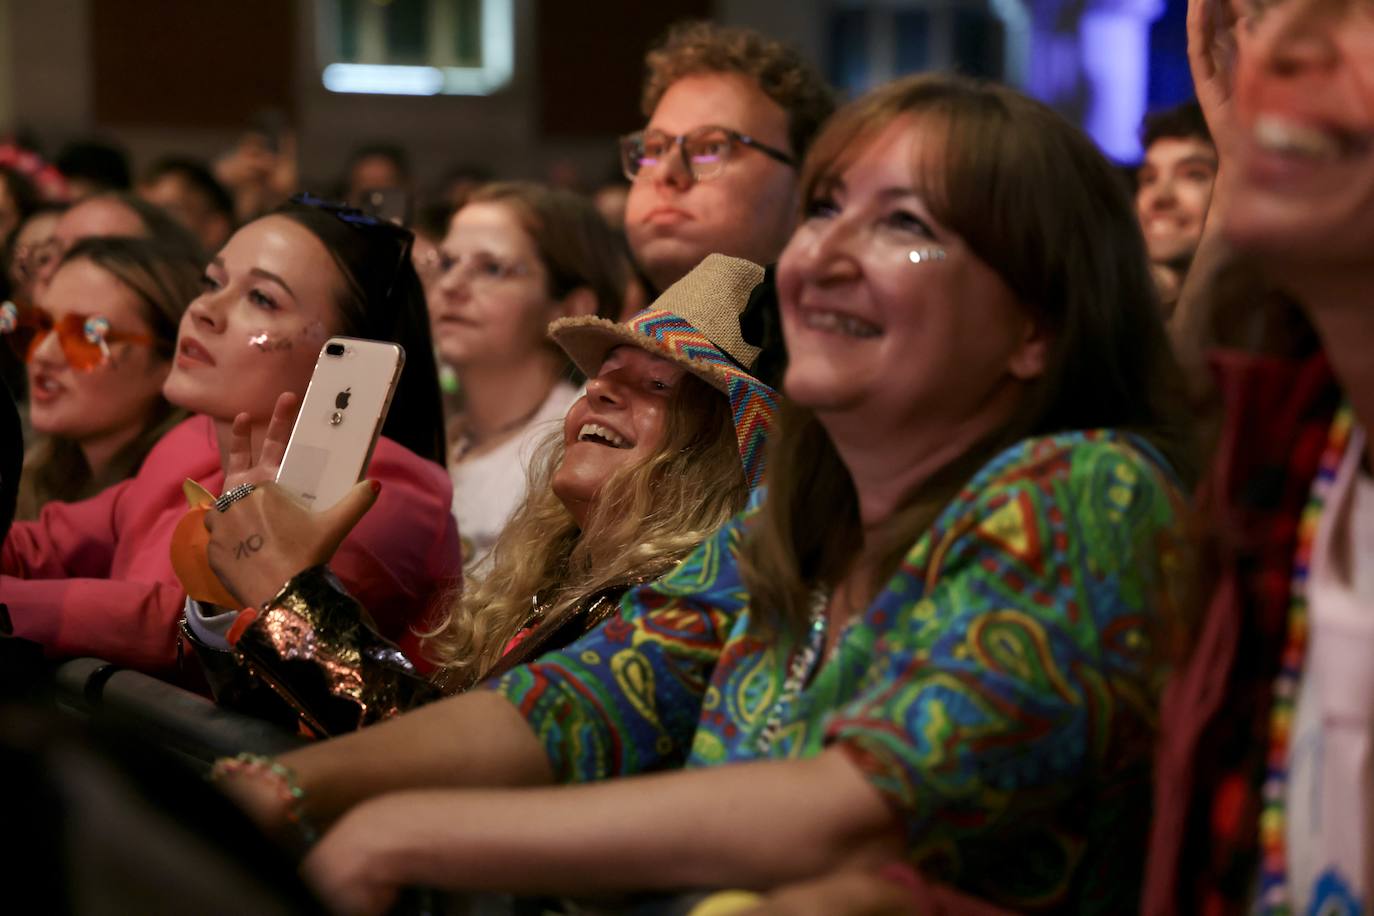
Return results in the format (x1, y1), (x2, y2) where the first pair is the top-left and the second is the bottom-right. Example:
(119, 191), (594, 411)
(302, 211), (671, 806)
(233, 566), (440, 737)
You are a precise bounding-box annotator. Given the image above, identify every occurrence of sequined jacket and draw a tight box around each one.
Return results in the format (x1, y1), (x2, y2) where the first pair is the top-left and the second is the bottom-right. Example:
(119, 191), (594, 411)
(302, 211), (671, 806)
(196, 566), (635, 737)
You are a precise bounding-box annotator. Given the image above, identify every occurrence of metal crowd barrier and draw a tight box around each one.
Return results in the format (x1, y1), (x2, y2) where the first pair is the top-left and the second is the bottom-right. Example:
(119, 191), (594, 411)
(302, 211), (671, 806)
(53, 657), (306, 771)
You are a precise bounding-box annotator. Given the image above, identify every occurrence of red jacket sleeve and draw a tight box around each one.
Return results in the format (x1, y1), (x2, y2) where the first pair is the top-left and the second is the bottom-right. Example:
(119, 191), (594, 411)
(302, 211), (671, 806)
(1, 574), (190, 672)
(0, 476), (197, 671)
(2, 477), (128, 579)
(330, 440), (462, 650)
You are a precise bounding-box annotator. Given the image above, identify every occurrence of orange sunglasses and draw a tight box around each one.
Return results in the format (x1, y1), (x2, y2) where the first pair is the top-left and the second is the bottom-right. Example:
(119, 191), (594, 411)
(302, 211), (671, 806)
(0, 301), (152, 371)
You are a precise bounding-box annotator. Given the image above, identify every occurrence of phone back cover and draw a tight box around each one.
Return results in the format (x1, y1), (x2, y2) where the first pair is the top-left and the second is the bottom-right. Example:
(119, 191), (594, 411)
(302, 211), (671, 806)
(276, 339), (402, 511)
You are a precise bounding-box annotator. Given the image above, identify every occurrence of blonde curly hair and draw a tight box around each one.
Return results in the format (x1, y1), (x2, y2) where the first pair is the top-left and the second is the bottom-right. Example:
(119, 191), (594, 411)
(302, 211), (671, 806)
(422, 373), (747, 686)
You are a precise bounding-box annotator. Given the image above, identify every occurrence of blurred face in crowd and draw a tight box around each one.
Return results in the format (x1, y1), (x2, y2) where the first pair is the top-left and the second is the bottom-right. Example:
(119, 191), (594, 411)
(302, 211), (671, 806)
(28, 259), (169, 465)
(163, 216), (340, 424)
(1136, 135), (1217, 267)
(1225, 0), (1374, 265)
(347, 154), (406, 206)
(625, 72), (799, 293)
(35, 197), (145, 297)
(7, 210), (62, 306)
(139, 172), (232, 253)
(552, 346), (686, 526)
(778, 118), (1044, 447)
(428, 201), (575, 373)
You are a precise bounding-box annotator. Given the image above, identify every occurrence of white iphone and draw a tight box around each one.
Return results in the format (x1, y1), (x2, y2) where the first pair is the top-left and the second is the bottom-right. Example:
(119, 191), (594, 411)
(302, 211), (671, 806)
(275, 337), (405, 511)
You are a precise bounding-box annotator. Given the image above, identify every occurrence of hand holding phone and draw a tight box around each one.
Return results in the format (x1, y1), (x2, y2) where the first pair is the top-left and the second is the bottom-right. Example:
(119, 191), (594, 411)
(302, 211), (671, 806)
(276, 337), (405, 511)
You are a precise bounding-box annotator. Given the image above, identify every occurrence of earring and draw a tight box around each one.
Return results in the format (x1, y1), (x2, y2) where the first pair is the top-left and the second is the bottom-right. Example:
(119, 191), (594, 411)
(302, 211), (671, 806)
(0, 302), (17, 334)
(907, 247), (947, 264)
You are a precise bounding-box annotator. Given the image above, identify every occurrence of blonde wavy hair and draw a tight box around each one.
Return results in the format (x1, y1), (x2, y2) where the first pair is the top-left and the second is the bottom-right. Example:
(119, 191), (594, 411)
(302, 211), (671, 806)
(423, 373), (747, 685)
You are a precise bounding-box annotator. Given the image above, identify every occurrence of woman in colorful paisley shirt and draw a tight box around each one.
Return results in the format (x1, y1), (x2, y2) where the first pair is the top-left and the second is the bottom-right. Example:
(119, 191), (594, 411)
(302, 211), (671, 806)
(213, 73), (1194, 915)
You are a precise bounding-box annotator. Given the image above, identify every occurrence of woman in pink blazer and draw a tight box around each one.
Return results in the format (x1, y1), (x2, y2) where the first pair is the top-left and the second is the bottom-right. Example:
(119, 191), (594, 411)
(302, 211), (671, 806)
(1, 197), (460, 677)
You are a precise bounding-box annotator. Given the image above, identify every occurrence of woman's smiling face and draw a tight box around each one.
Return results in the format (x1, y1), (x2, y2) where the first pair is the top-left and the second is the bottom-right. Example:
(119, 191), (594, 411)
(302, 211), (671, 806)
(162, 215), (341, 423)
(777, 117), (1044, 440)
(552, 346), (687, 526)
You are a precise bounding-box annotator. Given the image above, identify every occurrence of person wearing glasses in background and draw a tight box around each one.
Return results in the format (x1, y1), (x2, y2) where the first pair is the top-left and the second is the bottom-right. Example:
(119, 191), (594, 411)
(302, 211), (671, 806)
(0, 204), (67, 407)
(425, 182), (629, 568)
(0, 199), (459, 686)
(621, 22), (834, 312)
(29, 192), (206, 302)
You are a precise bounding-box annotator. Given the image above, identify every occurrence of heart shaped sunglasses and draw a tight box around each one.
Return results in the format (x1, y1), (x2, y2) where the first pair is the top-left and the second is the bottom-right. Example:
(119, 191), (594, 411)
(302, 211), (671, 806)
(0, 301), (152, 371)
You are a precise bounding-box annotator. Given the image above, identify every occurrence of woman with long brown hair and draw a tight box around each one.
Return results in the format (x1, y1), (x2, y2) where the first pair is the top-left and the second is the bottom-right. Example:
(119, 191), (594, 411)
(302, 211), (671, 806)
(209, 73), (1191, 914)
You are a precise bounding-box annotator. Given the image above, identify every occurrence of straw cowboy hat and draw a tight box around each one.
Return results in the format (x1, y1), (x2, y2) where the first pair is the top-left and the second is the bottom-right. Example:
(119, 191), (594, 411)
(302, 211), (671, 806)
(549, 253), (779, 489)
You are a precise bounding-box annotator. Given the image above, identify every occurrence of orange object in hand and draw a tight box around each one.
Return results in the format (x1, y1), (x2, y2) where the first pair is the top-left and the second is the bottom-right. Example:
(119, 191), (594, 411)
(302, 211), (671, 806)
(169, 482), (240, 608)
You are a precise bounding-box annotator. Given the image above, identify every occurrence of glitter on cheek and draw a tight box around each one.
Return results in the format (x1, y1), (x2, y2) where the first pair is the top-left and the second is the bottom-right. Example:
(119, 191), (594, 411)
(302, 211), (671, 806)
(907, 247), (948, 265)
(248, 332), (294, 353)
(298, 322), (329, 350)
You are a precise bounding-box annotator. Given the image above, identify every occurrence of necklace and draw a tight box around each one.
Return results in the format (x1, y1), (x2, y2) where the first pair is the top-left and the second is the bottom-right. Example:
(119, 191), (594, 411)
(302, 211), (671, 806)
(756, 589), (829, 754)
(1256, 403), (1354, 913)
(452, 388), (551, 461)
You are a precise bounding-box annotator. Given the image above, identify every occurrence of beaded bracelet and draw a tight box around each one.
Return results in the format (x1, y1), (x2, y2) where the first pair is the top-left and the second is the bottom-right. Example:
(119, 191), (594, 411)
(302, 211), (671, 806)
(208, 752), (318, 844)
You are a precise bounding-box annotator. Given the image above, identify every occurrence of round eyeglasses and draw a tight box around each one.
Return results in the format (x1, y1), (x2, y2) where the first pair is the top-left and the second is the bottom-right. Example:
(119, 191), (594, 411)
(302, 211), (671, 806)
(0, 301), (152, 371)
(619, 125), (796, 183)
(420, 250), (534, 291)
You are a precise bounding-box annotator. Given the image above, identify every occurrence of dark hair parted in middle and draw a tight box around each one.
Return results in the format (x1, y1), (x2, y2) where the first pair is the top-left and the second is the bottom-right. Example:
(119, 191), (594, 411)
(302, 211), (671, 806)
(272, 202), (446, 466)
(741, 73), (1197, 632)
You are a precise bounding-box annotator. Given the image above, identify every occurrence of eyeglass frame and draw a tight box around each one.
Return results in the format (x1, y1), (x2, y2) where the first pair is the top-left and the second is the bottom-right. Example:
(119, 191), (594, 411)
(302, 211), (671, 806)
(419, 247), (537, 289)
(619, 125), (797, 183)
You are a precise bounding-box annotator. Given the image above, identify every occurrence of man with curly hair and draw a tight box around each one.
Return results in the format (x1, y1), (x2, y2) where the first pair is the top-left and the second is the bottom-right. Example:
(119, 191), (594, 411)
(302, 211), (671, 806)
(622, 22), (834, 296)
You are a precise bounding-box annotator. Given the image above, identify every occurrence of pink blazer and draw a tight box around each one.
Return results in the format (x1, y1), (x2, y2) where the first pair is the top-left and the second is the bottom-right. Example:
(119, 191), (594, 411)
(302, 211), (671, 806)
(1, 414), (461, 674)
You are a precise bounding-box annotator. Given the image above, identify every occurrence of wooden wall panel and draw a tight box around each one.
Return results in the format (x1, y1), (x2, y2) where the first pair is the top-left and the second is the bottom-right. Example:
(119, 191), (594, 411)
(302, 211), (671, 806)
(91, 0), (296, 128)
(536, 0), (713, 139)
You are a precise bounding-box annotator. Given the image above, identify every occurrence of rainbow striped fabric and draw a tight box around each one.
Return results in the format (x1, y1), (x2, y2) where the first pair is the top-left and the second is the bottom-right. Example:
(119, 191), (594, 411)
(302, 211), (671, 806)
(625, 309), (778, 490)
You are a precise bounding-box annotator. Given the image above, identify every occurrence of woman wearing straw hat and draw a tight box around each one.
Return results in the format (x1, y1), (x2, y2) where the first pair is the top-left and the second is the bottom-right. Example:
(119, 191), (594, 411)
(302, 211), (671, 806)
(199, 253), (778, 734)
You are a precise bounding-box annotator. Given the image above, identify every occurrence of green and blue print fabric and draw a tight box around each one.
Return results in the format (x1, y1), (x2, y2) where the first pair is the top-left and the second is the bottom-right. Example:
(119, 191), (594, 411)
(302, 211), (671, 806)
(494, 431), (1182, 912)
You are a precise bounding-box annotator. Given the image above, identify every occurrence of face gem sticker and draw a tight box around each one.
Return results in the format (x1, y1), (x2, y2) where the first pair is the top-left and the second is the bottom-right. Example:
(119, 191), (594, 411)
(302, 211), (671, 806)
(248, 332), (293, 353)
(907, 247), (948, 265)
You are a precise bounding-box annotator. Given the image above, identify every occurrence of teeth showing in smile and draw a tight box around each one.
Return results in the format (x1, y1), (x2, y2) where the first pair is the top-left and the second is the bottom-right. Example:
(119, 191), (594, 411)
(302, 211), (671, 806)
(35, 377), (60, 392)
(1254, 116), (1343, 161)
(802, 309), (881, 339)
(578, 423), (630, 448)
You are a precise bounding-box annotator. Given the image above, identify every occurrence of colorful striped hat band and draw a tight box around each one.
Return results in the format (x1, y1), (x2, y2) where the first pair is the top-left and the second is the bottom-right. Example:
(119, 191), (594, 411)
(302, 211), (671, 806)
(549, 254), (778, 489)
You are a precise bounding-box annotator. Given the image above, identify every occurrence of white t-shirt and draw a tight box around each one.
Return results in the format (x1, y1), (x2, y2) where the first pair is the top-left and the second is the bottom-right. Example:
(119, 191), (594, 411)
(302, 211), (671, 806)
(1286, 424), (1374, 913)
(450, 382), (581, 572)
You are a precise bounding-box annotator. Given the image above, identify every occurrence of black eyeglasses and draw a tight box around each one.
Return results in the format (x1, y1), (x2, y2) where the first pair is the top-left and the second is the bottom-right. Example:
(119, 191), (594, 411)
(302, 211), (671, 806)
(290, 192), (414, 304)
(619, 125), (796, 182)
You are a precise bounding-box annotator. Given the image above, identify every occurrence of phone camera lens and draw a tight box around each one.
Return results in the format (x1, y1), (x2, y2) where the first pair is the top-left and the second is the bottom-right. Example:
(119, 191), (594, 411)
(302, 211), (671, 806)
(325, 343), (346, 357)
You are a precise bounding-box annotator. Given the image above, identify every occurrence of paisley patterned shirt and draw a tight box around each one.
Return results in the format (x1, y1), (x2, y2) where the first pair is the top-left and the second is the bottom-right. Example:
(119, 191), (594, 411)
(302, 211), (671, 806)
(493, 431), (1183, 913)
